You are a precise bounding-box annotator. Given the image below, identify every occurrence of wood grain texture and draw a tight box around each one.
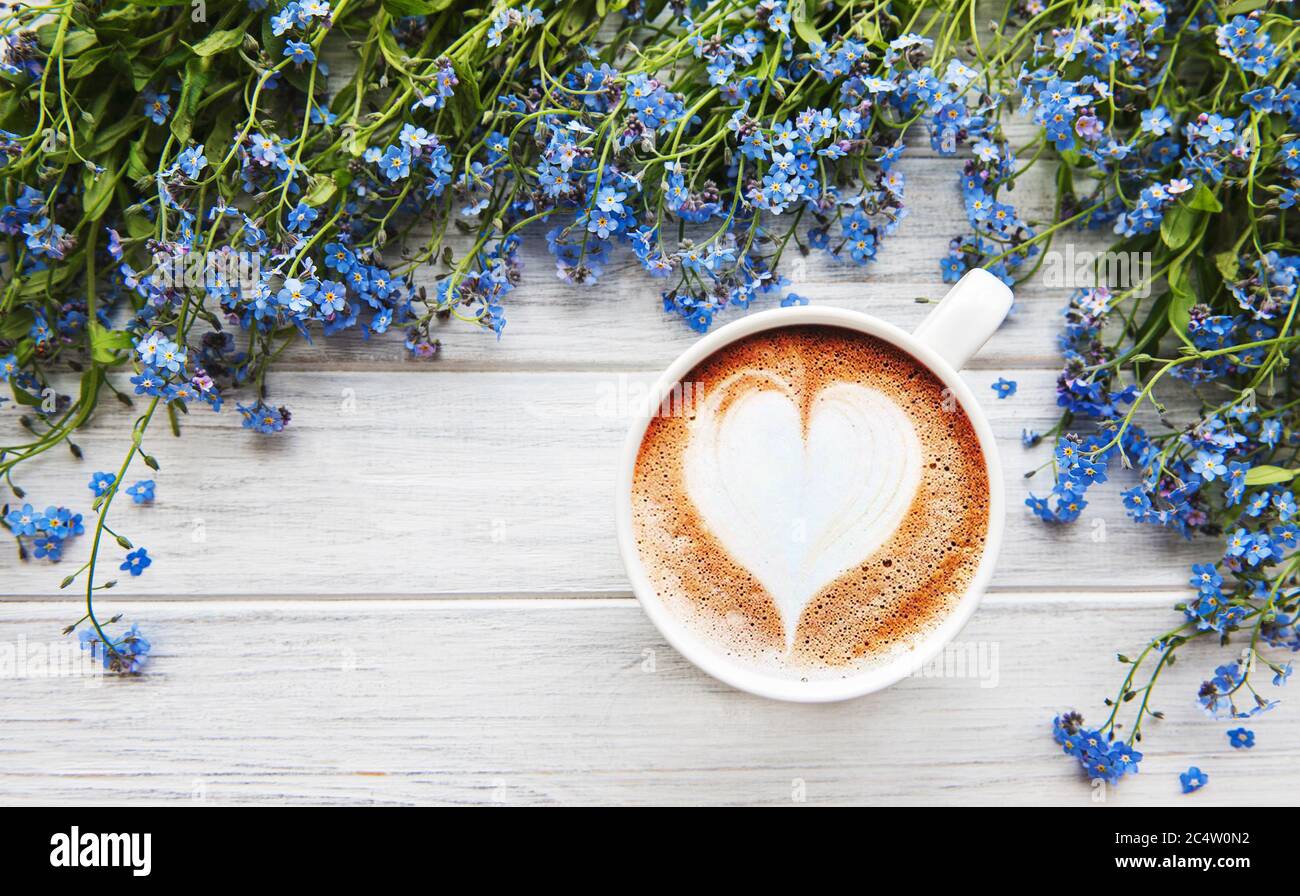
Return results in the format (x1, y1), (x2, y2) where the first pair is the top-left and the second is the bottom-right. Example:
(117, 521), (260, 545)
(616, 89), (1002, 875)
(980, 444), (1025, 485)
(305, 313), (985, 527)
(2, 94), (1238, 805)
(0, 596), (1290, 806)
(1, 367), (1204, 597)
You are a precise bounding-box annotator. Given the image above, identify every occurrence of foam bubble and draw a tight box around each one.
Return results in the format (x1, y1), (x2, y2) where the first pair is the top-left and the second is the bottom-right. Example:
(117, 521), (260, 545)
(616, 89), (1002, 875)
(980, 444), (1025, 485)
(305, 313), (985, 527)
(631, 325), (989, 681)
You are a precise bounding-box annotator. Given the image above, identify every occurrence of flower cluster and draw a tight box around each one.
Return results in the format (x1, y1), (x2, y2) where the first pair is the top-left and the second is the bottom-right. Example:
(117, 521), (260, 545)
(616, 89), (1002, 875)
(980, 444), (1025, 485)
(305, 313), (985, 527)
(1052, 711), (1142, 784)
(2, 502), (85, 562)
(79, 623), (152, 674)
(129, 332), (222, 412)
(1012, 0), (1299, 786)
(6, 0), (953, 673)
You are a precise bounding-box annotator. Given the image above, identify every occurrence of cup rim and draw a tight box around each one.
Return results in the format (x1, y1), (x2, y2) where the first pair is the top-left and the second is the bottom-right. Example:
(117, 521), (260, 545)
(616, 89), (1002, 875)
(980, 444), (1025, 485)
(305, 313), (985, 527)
(615, 305), (1006, 702)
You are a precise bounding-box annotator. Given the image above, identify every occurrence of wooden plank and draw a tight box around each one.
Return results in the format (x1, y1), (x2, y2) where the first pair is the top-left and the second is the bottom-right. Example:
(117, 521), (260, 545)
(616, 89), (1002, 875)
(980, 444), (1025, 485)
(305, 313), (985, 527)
(0, 596), (1290, 806)
(252, 157), (1112, 371)
(2, 369), (1205, 597)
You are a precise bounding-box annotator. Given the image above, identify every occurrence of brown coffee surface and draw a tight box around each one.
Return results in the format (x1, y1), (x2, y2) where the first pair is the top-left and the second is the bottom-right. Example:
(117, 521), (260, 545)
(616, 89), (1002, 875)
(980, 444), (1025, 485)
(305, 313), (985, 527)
(631, 325), (990, 679)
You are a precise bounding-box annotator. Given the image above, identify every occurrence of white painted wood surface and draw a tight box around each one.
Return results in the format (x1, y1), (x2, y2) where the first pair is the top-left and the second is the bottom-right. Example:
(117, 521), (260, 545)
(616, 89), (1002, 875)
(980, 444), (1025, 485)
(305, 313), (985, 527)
(1, 597), (1295, 806)
(2, 366), (1205, 597)
(1, 150), (1281, 806)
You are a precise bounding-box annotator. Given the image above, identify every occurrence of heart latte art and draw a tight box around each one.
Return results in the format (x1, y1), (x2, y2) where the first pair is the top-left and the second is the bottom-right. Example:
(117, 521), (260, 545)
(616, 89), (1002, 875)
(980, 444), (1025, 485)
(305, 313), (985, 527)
(631, 326), (990, 679)
(683, 375), (922, 650)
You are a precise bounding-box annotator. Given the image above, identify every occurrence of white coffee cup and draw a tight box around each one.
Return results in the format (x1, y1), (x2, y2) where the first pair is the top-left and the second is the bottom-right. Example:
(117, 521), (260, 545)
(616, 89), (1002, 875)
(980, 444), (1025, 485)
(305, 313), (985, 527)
(615, 269), (1014, 702)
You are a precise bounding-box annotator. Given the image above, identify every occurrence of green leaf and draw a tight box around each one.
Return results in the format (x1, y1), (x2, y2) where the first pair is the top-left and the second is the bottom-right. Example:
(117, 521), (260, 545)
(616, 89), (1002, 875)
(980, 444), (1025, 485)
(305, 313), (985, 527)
(37, 25), (97, 56)
(1119, 290), (1172, 362)
(126, 136), (151, 182)
(448, 59), (481, 136)
(1166, 262), (1194, 336)
(85, 115), (143, 156)
(82, 158), (123, 221)
(189, 29), (245, 57)
(303, 173), (338, 206)
(89, 322), (133, 365)
(67, 46), (115, 79)
(63, 30), (98, 56)
(1186, 183), (1223, 213)
(170, 57), (211, 146)
(851, 15), (882, 42)
(124, 205), (155, 239)
(1160, 204), (1198, 250)
(1224, 0), (1269, 13)
(792, 0), (823, 46)
(381, 0), (454, 16)
(207, 107), (237, 160)
(10, 378), (41, 407)
(0, 308), (34, 340)
(107, 49), (153, 92)
(17, 264), (77, 298)
(1244, 465), (1298, 486)
(1215, 250), (1239, 282)
(77, 367), (103, 417)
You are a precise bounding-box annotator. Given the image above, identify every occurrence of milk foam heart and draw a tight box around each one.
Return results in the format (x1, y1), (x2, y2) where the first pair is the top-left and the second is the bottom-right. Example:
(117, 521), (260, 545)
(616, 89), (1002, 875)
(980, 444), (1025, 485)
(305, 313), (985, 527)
(683, 371), (922, 650)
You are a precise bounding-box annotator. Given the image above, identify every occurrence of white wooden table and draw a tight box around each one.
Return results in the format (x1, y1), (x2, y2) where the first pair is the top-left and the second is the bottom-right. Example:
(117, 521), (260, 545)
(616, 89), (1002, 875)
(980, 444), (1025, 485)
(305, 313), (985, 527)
(3, 141), (1296, 806)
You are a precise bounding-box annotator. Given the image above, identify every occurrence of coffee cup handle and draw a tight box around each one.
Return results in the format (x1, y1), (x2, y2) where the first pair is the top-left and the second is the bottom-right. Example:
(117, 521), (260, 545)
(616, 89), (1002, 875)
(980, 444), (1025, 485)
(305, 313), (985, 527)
(911, 269), (1014, 371)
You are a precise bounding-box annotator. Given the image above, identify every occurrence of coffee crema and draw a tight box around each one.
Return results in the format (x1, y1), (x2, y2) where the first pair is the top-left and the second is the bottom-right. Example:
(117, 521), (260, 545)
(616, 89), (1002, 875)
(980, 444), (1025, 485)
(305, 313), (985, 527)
(630, 325), (990, 680)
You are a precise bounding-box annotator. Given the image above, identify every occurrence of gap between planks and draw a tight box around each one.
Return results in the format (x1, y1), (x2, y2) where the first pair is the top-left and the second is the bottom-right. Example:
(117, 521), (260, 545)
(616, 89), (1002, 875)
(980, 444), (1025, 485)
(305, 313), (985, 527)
(0, 590), (1191, 609)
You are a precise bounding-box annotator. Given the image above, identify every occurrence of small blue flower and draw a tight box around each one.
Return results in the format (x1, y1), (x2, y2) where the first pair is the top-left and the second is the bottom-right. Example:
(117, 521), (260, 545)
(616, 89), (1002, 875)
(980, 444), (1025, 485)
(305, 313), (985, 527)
(1222, 525), (1253, 559)
(33, 536), (63, 561)
(1189, 563), (1222, 593)
(379, 145), (411, 181)
(238, 401), (289, 434)
(284, 40), (315, 66)
(1121, 487), (1152, 519)
(130, 369), (167, 397)
(278, 277), (318, 313)
(126, 480), (156, 505)
(687, 307), (713, 333)
(176, 144), (207, 178)
(1140, 106), (1173, 136)
(270, 2), (300, 34)
(317, 280), (346, 315)
(1226, 727), (1255, 749)
(1281, 141), (1300, 174)
(594, 186), (627, 215)
(585, 209), (617, 239)
(89, 471), (117, 497)
(1191, 449), (1227, 482)
(1198, 113), (1235, 146)
(992, 377), (1017, 399)
(1179, 766), (1208, 793)
(780, 292), (809, 307)
(286, 202), (318, 232)
(142, 88), (171, 125)
(1274, 490), (1297, 521)
(3, 503), (42, 537)
(121, 547), (152, 576)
